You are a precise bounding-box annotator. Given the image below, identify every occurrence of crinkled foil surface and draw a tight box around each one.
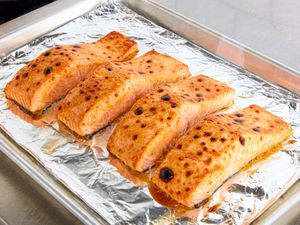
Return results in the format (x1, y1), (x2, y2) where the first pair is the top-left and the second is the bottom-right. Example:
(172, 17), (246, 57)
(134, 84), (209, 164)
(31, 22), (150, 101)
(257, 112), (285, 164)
(0, 1), (299, 224)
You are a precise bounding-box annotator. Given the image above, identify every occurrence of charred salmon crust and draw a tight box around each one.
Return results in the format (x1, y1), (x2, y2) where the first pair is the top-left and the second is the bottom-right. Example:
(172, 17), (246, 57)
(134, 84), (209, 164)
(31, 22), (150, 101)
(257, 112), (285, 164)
(4, 31), (138, 116)
(57, 50), (191, 137)
(151, 105), (293, 207)
(107, 75), (235, 172)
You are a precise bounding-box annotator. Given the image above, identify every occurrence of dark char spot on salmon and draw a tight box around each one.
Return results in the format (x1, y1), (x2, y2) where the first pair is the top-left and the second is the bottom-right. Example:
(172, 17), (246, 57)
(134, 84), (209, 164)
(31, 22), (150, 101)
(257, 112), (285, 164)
(234, 119), (243, 123)
(239, 136), (245, 146)
(134, 107), (143, 115)
(235, 113), (244, 117)
(44, 67), (53, 75)
(170, 103), (177, 108)
(204, 132), (212, 137)
(44, 52), (51, 56)
(159, 167), (174, 182)
(161, 94), (171, 101)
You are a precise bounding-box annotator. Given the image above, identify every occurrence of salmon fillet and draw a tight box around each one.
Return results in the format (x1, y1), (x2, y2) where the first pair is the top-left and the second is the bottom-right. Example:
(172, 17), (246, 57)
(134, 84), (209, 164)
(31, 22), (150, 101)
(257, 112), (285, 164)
(56, 50), (190, 137)
(152, 105), (293, 207)
(4, 31), (138, 115)
(107, 75), (235, 172)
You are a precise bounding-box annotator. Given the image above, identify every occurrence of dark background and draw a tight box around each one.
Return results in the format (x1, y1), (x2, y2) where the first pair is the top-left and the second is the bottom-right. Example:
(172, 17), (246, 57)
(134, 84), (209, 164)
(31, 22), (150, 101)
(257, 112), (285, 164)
(0, 0), (56, 24)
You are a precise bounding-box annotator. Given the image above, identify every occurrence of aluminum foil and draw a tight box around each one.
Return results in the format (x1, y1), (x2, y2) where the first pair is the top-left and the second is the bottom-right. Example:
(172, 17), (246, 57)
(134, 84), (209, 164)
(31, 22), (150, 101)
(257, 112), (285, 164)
(0, 1), (299, 224)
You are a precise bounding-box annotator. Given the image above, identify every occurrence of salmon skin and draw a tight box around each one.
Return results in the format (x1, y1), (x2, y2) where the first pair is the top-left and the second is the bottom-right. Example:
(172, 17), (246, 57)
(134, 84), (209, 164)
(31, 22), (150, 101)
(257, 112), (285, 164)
(4, 31), (138, 115)
(151, 105), (293, 208)
(56, 50), (190, 137)
(107, 75), (235, 172)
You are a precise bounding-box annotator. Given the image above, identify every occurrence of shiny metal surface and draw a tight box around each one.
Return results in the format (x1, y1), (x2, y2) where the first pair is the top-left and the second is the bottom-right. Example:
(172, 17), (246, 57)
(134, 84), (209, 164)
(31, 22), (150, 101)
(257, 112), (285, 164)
(0, 0), (103, 57)
(252, 180), (300, 225)
(0, 0), (298, 223)
(125, 0), (300, 95)
(0, 130), (108, 225)
(152, 0), (300, 75)
(0, 151), (82, 225)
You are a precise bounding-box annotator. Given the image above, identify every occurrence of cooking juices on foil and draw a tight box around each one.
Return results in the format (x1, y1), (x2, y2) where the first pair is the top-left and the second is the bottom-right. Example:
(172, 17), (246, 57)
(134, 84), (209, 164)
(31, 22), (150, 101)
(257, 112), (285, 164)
(0, 1), (299, 224)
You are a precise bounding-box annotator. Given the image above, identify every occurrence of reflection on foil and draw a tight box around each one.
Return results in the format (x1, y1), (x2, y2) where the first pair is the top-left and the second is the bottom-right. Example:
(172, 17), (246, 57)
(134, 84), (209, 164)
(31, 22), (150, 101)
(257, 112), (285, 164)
(108, 154), (148, 186)
(0, 1), (299, 224)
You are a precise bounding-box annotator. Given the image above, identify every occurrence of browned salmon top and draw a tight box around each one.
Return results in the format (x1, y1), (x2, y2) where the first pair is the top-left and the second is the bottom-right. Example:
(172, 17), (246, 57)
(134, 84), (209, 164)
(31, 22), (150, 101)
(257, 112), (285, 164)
(4, 31), (138, 114)
(56, 50), (190, 137)
(151, 105), (292, 207)
(107, 75), (235, 172)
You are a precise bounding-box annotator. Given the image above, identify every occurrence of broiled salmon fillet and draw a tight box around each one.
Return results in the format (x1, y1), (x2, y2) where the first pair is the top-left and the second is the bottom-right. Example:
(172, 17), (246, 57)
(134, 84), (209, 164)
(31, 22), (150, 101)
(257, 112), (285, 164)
(152, 105), (293, 207)
(4, 31), (138, 115)
(107, 75), (235, 172)
(56, 50), (190, 137)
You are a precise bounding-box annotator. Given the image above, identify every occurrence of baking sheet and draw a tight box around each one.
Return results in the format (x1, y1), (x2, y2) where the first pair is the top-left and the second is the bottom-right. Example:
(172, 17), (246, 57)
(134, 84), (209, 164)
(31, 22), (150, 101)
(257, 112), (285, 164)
(0, 1), (299, 224)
